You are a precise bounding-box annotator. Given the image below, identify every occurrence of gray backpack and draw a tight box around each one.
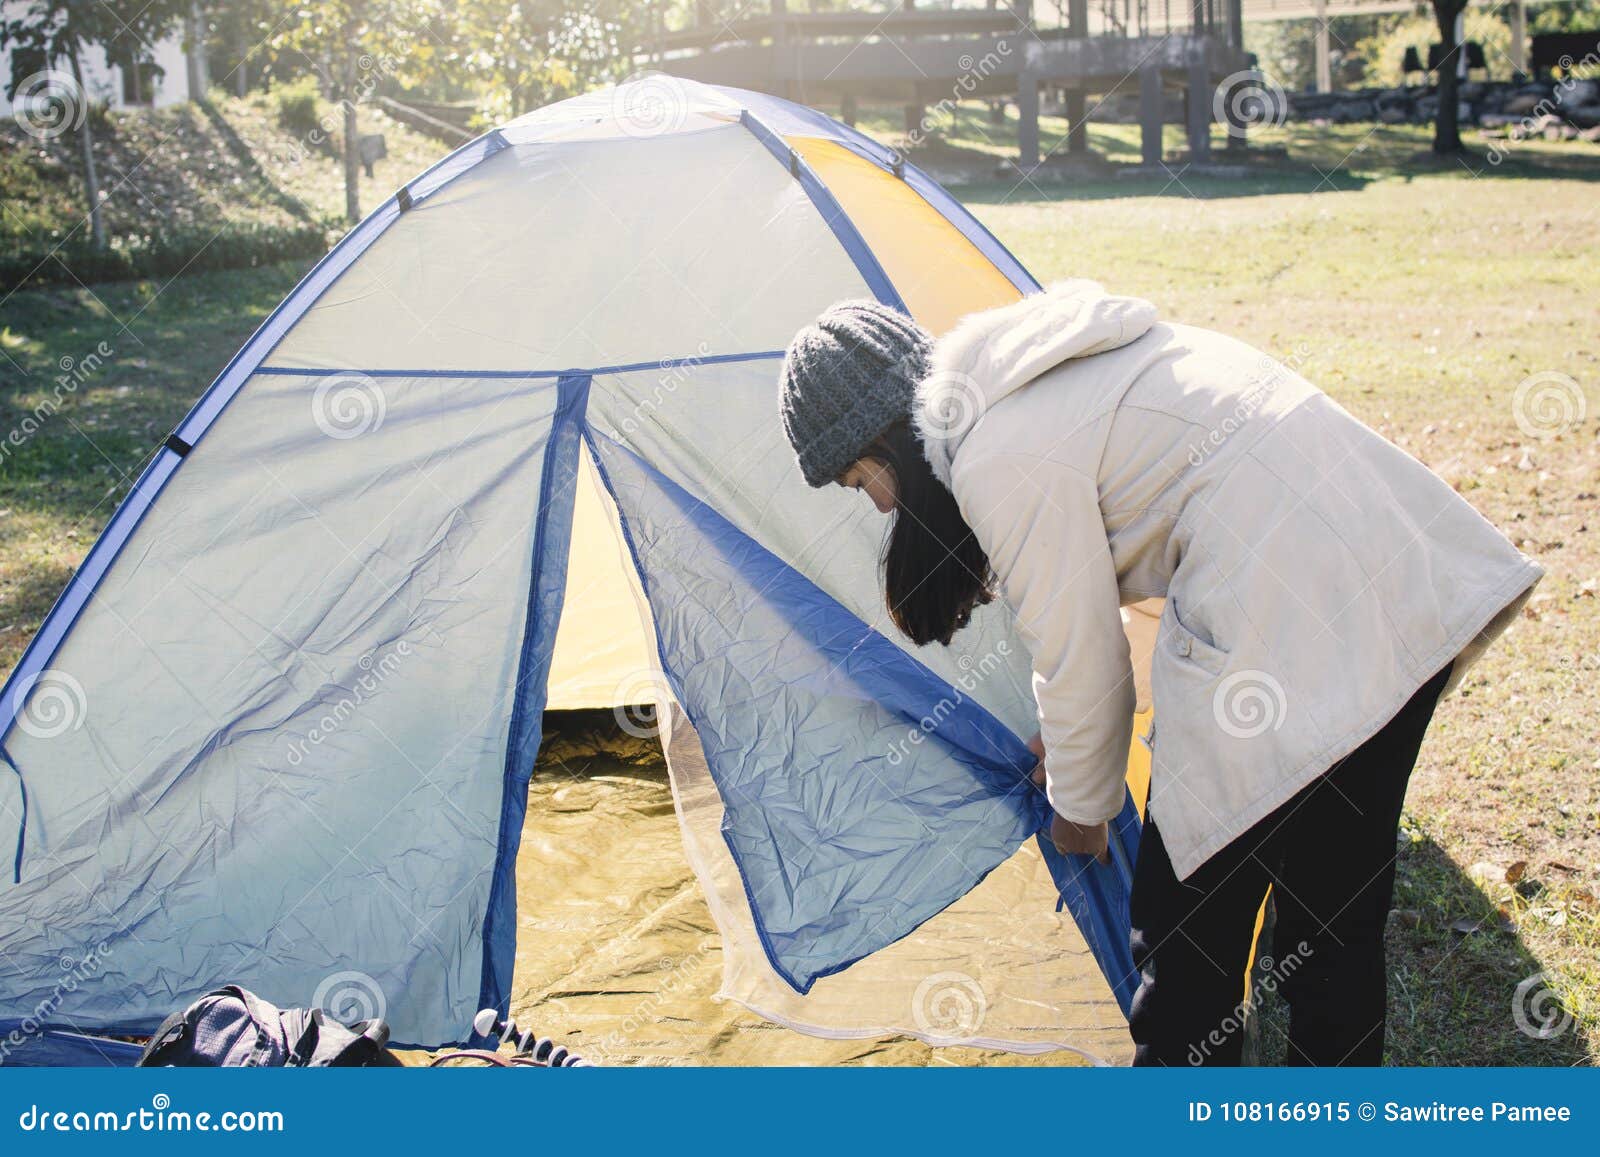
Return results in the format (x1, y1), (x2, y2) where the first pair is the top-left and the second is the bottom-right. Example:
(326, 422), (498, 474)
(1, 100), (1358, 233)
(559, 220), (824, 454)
(137, 985), (401, 1067)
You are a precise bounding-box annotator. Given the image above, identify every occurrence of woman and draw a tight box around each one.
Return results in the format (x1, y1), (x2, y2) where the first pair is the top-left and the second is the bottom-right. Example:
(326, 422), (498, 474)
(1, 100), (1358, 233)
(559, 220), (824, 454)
(778, 283), (1541, 1066)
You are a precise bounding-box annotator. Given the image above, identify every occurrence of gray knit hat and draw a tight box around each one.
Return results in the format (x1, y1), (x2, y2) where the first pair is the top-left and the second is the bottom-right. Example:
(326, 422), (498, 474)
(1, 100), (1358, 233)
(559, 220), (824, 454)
(779, 300), (933, 488)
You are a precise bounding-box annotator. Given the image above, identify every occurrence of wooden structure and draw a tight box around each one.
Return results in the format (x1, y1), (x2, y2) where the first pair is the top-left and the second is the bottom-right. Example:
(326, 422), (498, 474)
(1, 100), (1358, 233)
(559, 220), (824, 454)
(635, 1), (1253, 167)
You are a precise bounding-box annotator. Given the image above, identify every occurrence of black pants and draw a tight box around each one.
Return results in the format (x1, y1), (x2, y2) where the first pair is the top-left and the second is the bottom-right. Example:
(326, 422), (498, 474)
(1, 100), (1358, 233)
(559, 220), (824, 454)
(1128, 662), (1451, 1067)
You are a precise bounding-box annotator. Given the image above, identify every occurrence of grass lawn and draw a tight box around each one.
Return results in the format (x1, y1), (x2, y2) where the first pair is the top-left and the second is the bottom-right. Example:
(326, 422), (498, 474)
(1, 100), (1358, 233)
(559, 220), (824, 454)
(0, 112), (1595, 1064)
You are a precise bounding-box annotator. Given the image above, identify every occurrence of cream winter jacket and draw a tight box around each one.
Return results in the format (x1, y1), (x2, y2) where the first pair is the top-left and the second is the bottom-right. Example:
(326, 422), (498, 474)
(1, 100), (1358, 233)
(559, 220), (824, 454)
(913, 282), (1543, 879)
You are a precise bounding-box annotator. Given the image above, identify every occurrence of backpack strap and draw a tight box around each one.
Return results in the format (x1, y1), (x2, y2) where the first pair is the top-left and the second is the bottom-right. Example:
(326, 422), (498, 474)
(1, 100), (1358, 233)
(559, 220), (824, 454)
(287, 1009), (401, 1067)
(136, 1007), (193, 1066)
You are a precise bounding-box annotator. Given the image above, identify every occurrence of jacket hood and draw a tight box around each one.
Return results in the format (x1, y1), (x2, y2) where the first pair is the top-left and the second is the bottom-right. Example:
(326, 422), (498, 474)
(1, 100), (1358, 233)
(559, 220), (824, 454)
(913, 280), (1158, 486)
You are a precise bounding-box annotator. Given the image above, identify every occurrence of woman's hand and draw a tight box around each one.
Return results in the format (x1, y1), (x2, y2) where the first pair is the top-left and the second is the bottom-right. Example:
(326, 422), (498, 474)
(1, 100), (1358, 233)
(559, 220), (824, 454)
(1049, 814), (1111, 864)
(1029, 732), (1112, 864)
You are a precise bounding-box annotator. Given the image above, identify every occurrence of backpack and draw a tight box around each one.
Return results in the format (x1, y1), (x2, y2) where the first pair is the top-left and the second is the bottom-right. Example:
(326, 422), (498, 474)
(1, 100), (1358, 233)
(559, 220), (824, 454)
(137, 985), (402, 1067)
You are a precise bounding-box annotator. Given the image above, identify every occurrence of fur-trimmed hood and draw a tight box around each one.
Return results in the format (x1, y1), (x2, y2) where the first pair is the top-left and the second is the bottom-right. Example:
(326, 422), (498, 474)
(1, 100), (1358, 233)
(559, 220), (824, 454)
(912, 280), (1158, 486)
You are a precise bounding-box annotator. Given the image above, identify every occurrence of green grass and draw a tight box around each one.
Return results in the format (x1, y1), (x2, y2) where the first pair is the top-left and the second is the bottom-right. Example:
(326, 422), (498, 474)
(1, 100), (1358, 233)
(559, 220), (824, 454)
(0, 111), (1595, 1065)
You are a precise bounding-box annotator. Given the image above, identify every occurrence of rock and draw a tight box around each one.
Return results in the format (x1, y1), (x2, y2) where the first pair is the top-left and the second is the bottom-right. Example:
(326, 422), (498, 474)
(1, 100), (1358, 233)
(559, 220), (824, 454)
(1504, 92), (1543, 116)
(1565, 104), (1600, 129)
(1556, 78), (1600, 108)
(1469, 861), (1506, 885)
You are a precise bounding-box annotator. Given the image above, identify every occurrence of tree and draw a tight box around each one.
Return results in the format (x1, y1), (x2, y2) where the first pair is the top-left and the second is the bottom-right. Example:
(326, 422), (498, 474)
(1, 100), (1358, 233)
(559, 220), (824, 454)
(267, 1), (438, 223)
(437, 0), (651, 123)
(1353, 9), (1510, 88)
(1431, 0), (1468, 154)
(1, 0), (183, 249)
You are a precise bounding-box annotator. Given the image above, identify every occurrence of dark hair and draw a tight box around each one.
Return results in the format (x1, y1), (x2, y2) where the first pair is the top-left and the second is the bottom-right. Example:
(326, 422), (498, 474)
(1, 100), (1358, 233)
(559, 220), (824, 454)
(861, 421), (993, 647)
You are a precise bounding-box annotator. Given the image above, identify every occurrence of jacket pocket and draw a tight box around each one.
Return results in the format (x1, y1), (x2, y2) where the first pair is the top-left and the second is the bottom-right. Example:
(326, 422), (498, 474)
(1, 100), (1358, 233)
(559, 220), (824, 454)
(1166, 598), (1229, 676)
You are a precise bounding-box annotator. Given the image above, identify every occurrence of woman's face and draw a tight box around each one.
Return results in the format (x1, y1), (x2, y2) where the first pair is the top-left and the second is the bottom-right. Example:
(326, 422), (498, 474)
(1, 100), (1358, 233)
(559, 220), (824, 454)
(837, 457), (898, 515)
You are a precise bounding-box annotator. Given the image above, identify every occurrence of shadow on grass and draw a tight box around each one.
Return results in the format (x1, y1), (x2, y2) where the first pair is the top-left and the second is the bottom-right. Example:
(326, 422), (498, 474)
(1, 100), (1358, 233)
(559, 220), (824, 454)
(1251, 832), (1590, 1066)
(913, 118), (1600, 203)
(194, 99), (320, 226)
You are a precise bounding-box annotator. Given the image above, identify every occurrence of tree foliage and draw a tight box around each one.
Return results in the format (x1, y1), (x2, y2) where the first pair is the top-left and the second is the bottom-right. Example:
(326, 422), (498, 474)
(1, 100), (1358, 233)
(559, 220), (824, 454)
(0, 0), (187, 248)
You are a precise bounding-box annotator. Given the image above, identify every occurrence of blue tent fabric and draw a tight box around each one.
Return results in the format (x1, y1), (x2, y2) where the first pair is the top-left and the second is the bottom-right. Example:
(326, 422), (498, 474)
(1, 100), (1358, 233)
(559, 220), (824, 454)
(478, 375), (590, 1025)
(584, 427), (1051, 991)
(1039, 797), (1143, 1016)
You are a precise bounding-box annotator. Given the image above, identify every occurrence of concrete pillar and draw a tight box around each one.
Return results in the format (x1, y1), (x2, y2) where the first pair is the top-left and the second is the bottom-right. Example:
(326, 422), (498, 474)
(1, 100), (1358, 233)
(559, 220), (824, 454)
(1510, 0), (1528, 76)
(1186, 49), (1211, 161)
(773, 0), (794, 101)
(1225, 82), (1249, 151)
(1017, 70), (1040, 169)
(1066, 0), (1089, 154)
(841, 92), (857, 127)
(1139, 64), (1163, 166)
(902, 0), (925, 138)
(1065, 91), (1088, 154)
(1228, 0), (1244, 50)
(1314, 0), (1332, 92)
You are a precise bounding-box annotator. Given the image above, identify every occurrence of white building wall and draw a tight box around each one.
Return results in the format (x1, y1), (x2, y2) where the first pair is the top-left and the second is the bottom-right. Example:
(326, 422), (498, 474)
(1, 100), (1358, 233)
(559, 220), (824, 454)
(0, 2), (192, 118)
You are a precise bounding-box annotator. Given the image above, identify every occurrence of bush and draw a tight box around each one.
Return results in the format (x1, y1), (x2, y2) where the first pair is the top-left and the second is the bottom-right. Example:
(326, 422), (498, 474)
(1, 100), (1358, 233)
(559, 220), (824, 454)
(274, 76), (323, 136)
(0, 222), (330, 293)
(1355, 11), (1513, 88)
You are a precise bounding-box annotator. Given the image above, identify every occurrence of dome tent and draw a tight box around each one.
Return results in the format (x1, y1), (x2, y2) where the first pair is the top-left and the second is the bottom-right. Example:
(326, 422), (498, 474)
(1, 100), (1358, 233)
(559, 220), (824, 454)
(0, 78), (1158, 1065)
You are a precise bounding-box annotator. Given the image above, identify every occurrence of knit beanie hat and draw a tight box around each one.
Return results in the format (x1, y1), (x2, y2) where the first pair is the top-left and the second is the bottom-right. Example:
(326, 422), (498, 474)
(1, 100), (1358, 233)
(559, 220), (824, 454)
(779, 300), (933, 488)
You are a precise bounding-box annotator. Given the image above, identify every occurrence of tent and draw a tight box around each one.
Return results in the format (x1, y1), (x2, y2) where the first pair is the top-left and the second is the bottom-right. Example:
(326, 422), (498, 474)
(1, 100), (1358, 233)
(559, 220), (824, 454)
(0, 78), (1163, 1066)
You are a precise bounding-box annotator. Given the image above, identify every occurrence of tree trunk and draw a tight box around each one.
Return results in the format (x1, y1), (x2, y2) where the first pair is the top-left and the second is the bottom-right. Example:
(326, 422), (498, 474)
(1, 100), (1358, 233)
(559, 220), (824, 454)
(236, 19), (249, 97)
(67, 47), (108, 250)
(341, 49), (361, 224)
(1432, 1), (1463, 154)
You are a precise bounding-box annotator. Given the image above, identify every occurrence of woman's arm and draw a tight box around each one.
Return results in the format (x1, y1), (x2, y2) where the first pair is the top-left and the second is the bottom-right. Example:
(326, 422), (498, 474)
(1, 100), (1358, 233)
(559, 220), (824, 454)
(956, 451), (1136, 832)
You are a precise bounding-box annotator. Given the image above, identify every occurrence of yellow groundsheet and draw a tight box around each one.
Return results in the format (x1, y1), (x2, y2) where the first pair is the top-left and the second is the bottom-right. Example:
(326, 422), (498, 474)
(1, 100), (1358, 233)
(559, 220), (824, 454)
(500, 718), (1094, 1067)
